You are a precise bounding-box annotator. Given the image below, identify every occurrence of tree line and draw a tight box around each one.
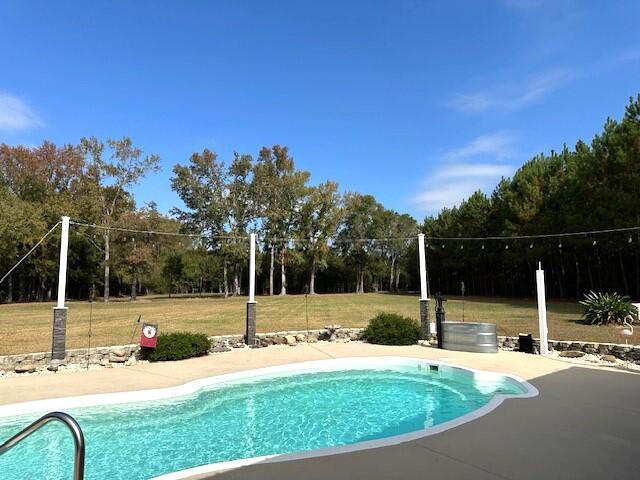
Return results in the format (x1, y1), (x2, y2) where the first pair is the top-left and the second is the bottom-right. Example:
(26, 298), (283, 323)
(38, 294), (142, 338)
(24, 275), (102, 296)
(0, 94), (639, 303)
(425, 95), (640, 300)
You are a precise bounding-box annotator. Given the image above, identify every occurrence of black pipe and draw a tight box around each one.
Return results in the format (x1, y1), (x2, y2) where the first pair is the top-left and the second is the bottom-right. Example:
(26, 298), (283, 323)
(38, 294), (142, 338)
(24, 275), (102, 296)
(435, 292), (446, 349)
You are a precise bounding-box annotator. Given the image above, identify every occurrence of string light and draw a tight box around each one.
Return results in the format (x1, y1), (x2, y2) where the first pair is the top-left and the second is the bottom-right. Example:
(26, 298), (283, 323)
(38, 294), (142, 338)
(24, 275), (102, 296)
(68, 219), (640, 247)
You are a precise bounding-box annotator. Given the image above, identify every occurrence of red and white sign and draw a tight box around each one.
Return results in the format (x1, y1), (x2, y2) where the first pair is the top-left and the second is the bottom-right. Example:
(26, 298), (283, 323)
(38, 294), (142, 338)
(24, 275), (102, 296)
(140, 323), (158, 348)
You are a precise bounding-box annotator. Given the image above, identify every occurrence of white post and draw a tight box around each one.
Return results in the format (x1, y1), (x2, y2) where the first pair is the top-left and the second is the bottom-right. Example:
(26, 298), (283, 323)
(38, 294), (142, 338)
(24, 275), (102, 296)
(536, 262), (549, 355)
(418, 233), (431, 336)
(52, 216), (70, 362)
(245, 233), (257, 345)
(418, 233), (428, 301)
(56, 216), (70, 308)
(248, 233), (256, 303)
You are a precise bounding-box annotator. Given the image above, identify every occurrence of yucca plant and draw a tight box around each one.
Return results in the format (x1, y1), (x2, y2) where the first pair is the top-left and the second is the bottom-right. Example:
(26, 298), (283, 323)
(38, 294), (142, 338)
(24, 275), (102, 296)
(579, 291), (636, 325)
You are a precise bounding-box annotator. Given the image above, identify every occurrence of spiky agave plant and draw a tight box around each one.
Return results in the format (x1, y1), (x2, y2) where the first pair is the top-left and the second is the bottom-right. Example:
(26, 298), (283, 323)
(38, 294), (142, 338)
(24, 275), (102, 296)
(579, 291), (636, 325)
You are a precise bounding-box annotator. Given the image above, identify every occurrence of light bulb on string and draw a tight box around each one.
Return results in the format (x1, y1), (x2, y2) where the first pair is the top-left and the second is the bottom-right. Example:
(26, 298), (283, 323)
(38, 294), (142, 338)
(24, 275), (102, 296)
(558, 241), (562, 249)
(529, 242), (534, 249)
(505, 243), (509, 250)
(460, 244), (464, 250)
(481, 244), (485, 250)
(441, 244), (445, 249)
(628, 236), (633, 244)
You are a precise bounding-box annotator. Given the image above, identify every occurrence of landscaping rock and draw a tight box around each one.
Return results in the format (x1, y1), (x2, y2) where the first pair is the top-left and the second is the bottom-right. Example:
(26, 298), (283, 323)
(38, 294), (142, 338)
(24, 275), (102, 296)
(110, 347), (129, 357)
(306, 334), (318, 343)
(15, 364), (36, 374)
(212, 346), (232, 353)
(559, 350), (585, 358)
(295, 334), (306, 342)
(109, 354), (127, 363)
(284, 335), (297, 346)
(602, 354), (617, 363)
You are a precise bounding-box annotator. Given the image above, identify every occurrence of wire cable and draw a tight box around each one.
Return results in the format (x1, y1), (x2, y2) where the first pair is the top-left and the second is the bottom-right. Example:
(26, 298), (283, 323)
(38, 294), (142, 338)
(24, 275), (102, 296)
(0, 222), (61, 286)
(68, 219), (640, 244)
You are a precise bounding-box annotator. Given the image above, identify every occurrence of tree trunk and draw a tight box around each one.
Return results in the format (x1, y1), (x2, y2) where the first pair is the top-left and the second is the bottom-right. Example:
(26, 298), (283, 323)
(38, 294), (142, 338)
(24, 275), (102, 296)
(357, 266), (364, 294)
(269, 244), (275, 296)
(223, 262), (229, 298)
(395, 268), (400, 291)
(130, 269), (137, 300)
(7, 275), (13, 303)
(309, 258), (316, 295)
(280, 248), (287, 296)
(233, 268), (240, 296)
(574, 259), (580, 300)
(619, 252), (630, 295)
(389, 256), (396, 292)
(103, 233), (110, 302)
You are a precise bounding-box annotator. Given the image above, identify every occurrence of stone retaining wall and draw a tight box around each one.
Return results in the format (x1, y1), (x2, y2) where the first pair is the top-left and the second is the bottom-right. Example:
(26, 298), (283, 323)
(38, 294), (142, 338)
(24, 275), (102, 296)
(0, 328), (366, 373)
(1, 328), (638, 374)
(497, 336), (640, 362)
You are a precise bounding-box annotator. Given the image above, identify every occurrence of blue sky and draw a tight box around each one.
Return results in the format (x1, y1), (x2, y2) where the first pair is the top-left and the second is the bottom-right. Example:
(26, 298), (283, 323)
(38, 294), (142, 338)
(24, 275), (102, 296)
(0, 0), (638, 221)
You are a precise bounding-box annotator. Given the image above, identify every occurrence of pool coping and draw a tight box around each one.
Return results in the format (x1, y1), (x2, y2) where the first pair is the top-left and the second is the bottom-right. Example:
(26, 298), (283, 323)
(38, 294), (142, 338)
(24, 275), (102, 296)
(0, 356), (538, 479)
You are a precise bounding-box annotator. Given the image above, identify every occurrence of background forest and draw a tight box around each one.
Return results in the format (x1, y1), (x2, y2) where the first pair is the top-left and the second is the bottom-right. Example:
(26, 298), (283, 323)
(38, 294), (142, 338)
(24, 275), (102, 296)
(1, 95), (639, 303)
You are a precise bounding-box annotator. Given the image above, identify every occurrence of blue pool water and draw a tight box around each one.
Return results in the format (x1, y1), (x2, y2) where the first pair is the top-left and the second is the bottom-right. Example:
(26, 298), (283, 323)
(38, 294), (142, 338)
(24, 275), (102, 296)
(0, 362), (528, 479)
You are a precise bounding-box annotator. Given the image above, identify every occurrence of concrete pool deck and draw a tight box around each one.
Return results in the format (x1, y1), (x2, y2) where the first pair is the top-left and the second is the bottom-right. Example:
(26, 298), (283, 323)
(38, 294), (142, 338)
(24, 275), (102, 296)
(1, 342), (639, 479)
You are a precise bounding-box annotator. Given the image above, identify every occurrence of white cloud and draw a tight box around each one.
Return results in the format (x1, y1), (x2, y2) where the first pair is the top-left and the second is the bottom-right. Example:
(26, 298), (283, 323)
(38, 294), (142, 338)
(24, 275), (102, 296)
(0, 92), (42, 131)
(449, 68), (573, 113)
(443, 131), (515, 162)
(411, 133), (517, 213)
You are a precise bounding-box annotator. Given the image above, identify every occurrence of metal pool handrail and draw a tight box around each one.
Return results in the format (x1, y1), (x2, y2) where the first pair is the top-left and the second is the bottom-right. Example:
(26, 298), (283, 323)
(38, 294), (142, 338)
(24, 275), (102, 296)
(0, 411), (85, 480)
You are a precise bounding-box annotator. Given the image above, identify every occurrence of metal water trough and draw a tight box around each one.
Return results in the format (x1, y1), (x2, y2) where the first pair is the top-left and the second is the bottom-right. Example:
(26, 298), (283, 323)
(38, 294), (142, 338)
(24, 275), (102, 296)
(441, 321), (498, 353)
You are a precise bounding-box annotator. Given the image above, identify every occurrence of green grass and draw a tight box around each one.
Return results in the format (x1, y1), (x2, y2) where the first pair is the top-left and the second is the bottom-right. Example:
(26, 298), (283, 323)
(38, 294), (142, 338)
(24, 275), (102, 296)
(0, 293), (636, 355)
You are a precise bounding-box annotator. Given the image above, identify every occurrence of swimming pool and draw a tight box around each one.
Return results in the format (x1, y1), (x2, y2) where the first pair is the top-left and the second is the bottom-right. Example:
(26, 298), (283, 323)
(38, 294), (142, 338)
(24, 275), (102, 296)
(0, 357), (537, 479)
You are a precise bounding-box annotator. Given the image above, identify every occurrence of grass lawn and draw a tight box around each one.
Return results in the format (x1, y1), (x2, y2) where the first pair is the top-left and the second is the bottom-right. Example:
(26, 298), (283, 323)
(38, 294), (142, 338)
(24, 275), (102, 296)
(0, 293), (637, 355)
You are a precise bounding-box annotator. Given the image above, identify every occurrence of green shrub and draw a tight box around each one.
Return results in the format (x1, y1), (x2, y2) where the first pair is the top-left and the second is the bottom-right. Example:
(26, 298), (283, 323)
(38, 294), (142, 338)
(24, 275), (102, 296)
(579, 291), (637, 325)
(140, 331), (211, 362)
(364, 312), (422, 345)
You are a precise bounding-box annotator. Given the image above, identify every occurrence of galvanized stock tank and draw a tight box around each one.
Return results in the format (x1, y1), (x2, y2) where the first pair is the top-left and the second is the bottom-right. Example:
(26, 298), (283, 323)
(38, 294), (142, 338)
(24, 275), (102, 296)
(441, 322), (498, 353)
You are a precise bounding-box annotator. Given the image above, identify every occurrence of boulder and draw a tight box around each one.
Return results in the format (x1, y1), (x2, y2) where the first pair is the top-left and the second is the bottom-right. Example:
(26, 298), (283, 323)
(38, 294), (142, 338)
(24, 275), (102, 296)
(601, 354), (617, 363)
(212, 346), (232, 353)
(109, 354), (127, 363)
(284, 335), (297, 346)
(306, 334), (318, 343)
(295, 334), (306, 342)
(110, 347), (129, 357)
(559, 350), (585, 358)
(15, 363), (36, 374)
